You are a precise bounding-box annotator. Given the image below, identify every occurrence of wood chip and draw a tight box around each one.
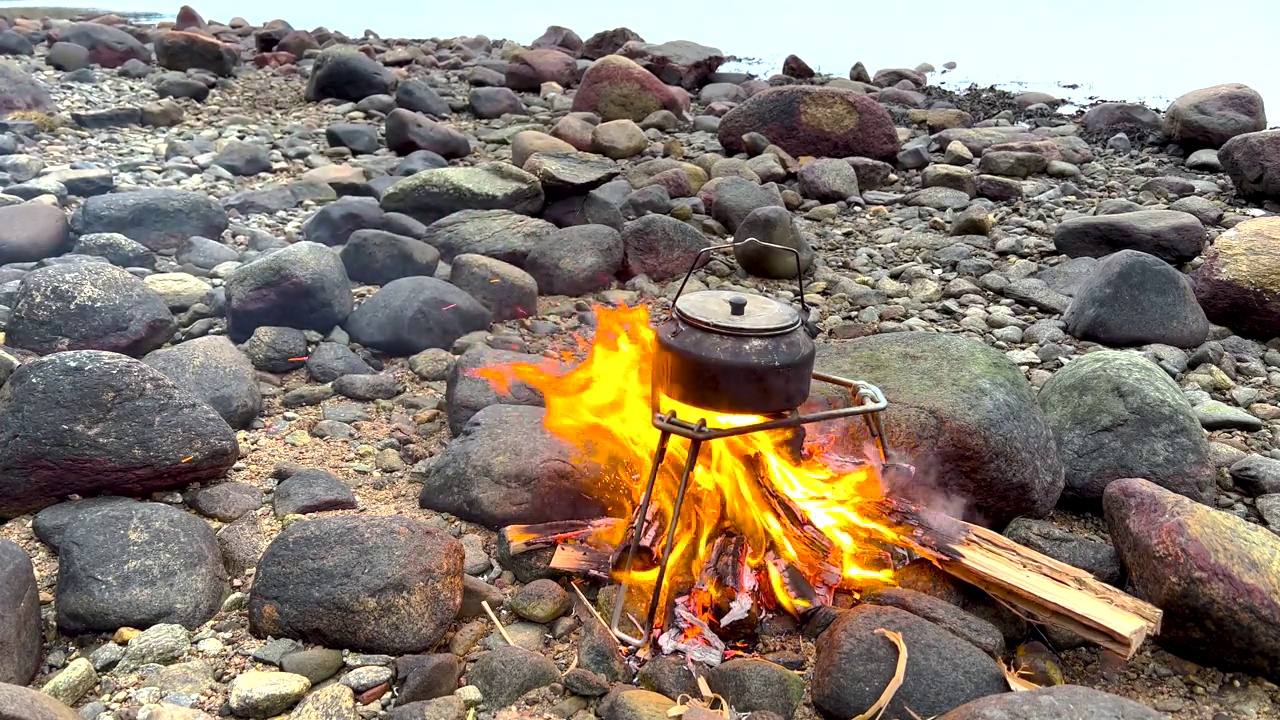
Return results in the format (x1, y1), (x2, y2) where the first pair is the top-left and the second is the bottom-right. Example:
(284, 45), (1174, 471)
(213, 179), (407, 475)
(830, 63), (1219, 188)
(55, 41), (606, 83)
(852, 628), (908, 720)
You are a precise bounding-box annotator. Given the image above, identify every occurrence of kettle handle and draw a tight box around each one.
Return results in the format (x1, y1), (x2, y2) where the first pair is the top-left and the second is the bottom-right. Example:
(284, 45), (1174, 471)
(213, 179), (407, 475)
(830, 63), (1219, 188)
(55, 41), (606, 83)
(670, 238), (811, 323)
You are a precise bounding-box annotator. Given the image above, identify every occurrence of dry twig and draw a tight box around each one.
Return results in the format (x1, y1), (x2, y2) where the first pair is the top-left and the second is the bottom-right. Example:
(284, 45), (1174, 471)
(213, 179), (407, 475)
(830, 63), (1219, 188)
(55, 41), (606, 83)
(481, 600), (514, 647)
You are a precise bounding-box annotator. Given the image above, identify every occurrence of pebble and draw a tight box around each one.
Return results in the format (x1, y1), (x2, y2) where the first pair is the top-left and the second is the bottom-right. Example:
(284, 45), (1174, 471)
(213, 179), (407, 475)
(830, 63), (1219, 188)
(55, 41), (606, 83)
(227, 671), (312, 717)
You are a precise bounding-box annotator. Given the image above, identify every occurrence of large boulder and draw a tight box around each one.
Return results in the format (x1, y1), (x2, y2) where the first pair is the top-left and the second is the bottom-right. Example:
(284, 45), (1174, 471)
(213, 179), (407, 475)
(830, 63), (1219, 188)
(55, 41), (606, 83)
(1063, 249), (1209, 348)
(33, 498), (228, 633)
(384, 109), (471, 158)
(1052, 210), (1205, 265)
(812, 333), (1064, 528)
(1164, 83), (1266, 149)
(380, 164), (544, 226)
(421, 404), (614, 527)
(572, 55), (685, 123)
(1105, 477), (1280, 681)
(616, 39), (724, 89)
(418, 209), (557, 266)
(813, 605), (1008, 719)
(733, 205), (813, 280)
(506, 49), (577, 91)
(249, 516), (463, 654)
(524, 224), (623, 296)
(444, 346), (547, 435)
(0, 351), (238, 519)
(339, 229), (440, 286)
(1039, 351), (1213, 507)
(0, 541), (40, 686)
(1220, 129), (1280, 200)
(0, 60), (52, 116)
(620, 214), (711, 281)
(717, 86), (899, 161)
(143, 336), (262, 429)
(7, 263), (176, 357)
(224, 241), (353, 341)
(72, 189), (229, 252)
(305, 47), (396, 102)
(154, 30), (238, 76)
(55, 22), (150, 67)
(0, 683), (81, 720)
(580, 27), (644, 60)
(936, 685), (1168, 720)
(344, 276), (491, 355)
(1080, 102), (1162, 135)
(1195, 216), (1280, 339)
(0, 202), (70, 264)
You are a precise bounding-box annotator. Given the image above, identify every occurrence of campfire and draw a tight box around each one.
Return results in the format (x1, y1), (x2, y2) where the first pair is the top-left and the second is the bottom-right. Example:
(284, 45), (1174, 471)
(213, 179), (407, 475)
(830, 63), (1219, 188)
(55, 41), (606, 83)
(479, 243), (1164, 667)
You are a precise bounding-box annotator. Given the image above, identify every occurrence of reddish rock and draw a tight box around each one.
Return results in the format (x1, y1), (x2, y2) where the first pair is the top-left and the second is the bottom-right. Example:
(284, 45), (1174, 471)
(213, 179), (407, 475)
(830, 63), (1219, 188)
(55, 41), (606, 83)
(155, 30), (238, 76)
(276, 30), (319, 58)
(1165, 83), (1266, 149)
(531, 25), (582, 55)
(986, 139), (1064, 164)
(254, 18), (293, 52)
(358, 683), (390, 704)
(54, 22), (151, 68)
(572, 55), (684, 123)
(174, 5), (207, 31)
(617, 39), (724, 90)
(873, 67), (927, 87)
(579, 27), (643, 60)
(645, 167), (693, 198)
(782, 54), (814, 79)
(254, 51), (296, 68)
(1104, 477), (1280, 681)
(717, 85), (899, 161)
(1081, 102), (1162, 135)
(506, 49), (577, 92)
(1220, 129), (1280, 200)
(88, 13), (127, 25)
(1194, 216), (1280, 339)
(550, 115), (595, 151)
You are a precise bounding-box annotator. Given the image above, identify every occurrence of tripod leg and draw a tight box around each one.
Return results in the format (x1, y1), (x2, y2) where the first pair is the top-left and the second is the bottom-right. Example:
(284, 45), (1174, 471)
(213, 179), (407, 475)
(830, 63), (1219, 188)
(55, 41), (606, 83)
(609, 429), (671, 647)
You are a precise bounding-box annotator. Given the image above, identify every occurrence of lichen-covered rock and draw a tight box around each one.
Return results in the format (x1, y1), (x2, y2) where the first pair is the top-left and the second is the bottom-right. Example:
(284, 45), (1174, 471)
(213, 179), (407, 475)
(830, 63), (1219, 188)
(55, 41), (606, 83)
(1105, 477), (1280, 681)
(572, 55), (686, 123)
(1194, 216), (1280, 339)
(717, 86), (899, 161)
(381, 164), (544, 226)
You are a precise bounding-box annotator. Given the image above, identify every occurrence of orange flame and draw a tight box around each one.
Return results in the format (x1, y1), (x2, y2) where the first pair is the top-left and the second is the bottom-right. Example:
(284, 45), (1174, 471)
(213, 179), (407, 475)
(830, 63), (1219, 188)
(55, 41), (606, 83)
(476, 304), (899, 618)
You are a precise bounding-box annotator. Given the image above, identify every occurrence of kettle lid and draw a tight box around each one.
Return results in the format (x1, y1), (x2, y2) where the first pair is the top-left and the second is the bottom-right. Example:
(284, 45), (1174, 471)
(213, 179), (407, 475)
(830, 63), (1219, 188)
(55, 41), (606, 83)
(673, 290), (802, 336)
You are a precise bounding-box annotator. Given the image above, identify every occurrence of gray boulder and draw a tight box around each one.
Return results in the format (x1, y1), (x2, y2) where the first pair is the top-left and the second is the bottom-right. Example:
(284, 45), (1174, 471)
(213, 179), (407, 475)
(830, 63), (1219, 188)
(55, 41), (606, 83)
(0, 540), (40, 685)
(523, 224), (623, 296)
(339, 229), (440, 286)
(384, 109), (471, 158)
(1164, 83), (1266, 149)
(0, 202), (70, 264)
(1220, 129), (1280, 200)
(33, 497), (228, 633)
(143, 336), (262, 429)
(1063, 249), (1209, 348)
(305, 47), (396, 102)
(445, 346), (547, 435)
(936, 685), (1168, 720)
(621, 214), (710, 281)
(225, 241), (353, 341)
(381, 164), (544, 226)
(1003, 518), (1123, 586)
(812, 333), (1064, 528)
(1053, 210), (1205, 265)
(732, 206), (813, 280)
(419, 209), (557, 266)
(344, 276), (491, 355)
(1039, 351), (1213, 507)
(72, 189), (228, 251)
(449, 254), (539, 322)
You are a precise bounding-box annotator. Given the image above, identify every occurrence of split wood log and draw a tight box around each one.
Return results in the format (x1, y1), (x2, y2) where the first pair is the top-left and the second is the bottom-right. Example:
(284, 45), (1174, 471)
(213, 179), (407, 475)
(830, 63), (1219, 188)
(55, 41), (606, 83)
(873, 497), (1163, 659)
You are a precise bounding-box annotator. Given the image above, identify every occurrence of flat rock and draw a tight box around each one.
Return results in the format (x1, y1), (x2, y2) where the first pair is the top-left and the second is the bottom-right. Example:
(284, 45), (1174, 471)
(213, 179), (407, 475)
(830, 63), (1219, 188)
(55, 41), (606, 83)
(33, 498), (227, 634)
(1053, 210), (1205, 265)
(72, 188), (228, 252)
(184, 482), (262, 522)
(419, 209), (557, 267)
(144, 336), (261, 429)
(936, 685), (1168, 719)
(1105, 477), (1280, 681)
(344, 276), (491, 355)
(1003, 518), (1122, 585)
(272, 469), (357, 516)
(249, 516), (463, 654)
(1063, 249), (1209, 348)
(0, 351), (238, 519)
(381, 163), (542, 226)
(1194, 400), (1264, 431)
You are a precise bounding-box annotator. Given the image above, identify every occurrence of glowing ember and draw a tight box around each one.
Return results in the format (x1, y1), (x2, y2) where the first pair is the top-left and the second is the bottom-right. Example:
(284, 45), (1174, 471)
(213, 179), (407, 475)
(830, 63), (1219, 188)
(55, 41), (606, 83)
(477, 304), (902, 626)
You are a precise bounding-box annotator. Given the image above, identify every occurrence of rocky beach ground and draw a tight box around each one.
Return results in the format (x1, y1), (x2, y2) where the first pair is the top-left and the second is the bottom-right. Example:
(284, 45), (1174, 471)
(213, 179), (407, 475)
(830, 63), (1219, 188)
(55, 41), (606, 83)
(0, 8), (1278, 720)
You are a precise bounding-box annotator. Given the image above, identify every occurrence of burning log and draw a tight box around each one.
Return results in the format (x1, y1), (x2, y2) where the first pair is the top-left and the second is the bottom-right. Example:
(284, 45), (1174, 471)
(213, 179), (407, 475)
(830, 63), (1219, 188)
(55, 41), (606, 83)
(874, 497), (1163, 659)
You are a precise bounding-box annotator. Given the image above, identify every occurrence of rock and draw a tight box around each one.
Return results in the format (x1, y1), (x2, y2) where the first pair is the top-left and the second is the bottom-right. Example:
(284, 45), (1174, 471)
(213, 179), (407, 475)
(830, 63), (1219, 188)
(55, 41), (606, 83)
(40, 658), (96, 706)
(718, 86), (898, 160)
(395, 696), (466, 720)
(812, 334), (1063, 528)
(1230, 455), (1280, 496)
(705, 659), (804, 719)
(605, 690), (675, 720)
(384, 109), (471, 158)
(1194, 400), (1264, 431)
(444, 346), (546, 434)
(1164, 83), (1266, 149)
(273, 469), (357, 516)
(396, 78), (451, 117)
(0, 202), (70, 264)
(381, 164), (543, 226)
(1186, 148), (1223, 172)
(1105, 477), (1280, 681)
(333, 373), (401, 401)
(143, 336), (261, 429)
(798, 158), (860, 202)
(706, 176), (785, 232)
(978, 150), (1047, 177)
(0, 540), (40, 685)
(344, 276), (491, 355)
(280, 648), (344, 685)
(1194, 216), (1280, 339)
(305, 47), (395, 102)
(305, 342), (373, 383)
(421, 404), (610, 527)
(155, 31), (237, 76)
(0, 60), (50, 116)
(591, 119), (648, 160)
(419, 209), (557, 267)
(813, 605), (1008, 719)
(510, 579), (570, 623)
(184, 482), (262, 522)
(397, 654), (460, 703)
(1053, 210), (1205, 265)
(0, 351), (237, 519)
(532, 25), (583, 54)
(144, 272), (212, 310)
(218, 513), (267, 578)
(524, 224), (623, 295)
(242, 327), (307, 373)
(621, 214), (709, 281)
(56, 22), (150, 67)
(249, 515), (463, 654)
(341, 665), (393, 692)
(339, 229), (439, 286)
(564, 668), (609, 697)
(1040, 351), (1213, 506)
(302, 196), (391, 246)
(225, 241), (352, 341)
(449, 254), (538, 321)
(572, 55), (687, 122)
(617, 39), (724, 89)
(72, 232), (155, 269)
(580, 27), (644, 59)
(7, 262), (174, 357)
(46, 41), (90, 71)
(936, 685), (1168, 720)
(1081, 102), (1162, 135)
(213, 141), (271, 177)
(1219, 130), (1280, 200)
(512, 132), (576, 168)
(117, 623), (190, 673)
(228, 671), (311, 718)
(507, 49), (577, 92)
(1003, 518), (1122, 585)
(33, 498), (227, 633)
(468, 86), (523, 119)
(733, 206), (813, 280)
(1063, 249), (1208, 348)
(325, 123), (379, 155)
(0, 683), (81, 720)
(862, 587), (1005, 658)
(73, 189), (229, 252)
(468, 646), (559, 709)
(288, 683), (354, 720)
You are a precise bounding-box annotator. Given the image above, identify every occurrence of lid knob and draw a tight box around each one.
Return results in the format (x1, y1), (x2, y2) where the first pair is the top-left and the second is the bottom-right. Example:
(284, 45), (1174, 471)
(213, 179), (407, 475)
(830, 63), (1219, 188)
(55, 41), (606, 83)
(728, 295), (748, 316)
